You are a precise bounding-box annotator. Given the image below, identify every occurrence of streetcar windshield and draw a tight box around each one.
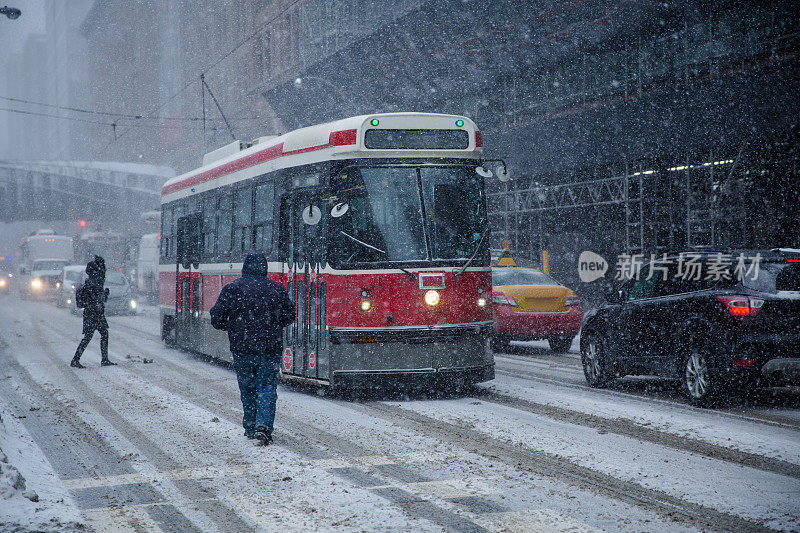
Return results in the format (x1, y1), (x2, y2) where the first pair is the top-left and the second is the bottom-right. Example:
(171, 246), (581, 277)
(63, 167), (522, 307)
(329, 165), (487, 266)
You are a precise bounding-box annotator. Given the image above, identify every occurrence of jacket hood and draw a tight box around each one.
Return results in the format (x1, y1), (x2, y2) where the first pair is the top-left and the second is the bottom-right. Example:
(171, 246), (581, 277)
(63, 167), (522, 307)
(242, 254), (269, 277)
(85, 256), (106, 281)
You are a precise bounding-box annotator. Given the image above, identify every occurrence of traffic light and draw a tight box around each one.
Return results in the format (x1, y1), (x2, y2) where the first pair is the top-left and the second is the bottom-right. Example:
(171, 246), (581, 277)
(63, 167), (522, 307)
(79, 220), (87, 228)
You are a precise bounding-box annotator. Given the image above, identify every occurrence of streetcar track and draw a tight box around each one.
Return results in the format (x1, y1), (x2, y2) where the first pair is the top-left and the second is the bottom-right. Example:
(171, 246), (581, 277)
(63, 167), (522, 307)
(473, 389), (800, 480)
(357, 401), (778, 533)
(494, 357), (800, 430)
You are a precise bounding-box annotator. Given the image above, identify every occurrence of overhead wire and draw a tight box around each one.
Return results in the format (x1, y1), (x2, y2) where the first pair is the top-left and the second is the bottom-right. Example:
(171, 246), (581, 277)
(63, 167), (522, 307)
(105, 0), (303, 149)
(0, 94), (263, 122)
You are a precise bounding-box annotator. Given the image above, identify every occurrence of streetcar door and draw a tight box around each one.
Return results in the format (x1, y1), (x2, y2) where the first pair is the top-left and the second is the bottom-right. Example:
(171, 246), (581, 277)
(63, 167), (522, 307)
(279, 191), (325, 379)
(176, 213), (201, 347)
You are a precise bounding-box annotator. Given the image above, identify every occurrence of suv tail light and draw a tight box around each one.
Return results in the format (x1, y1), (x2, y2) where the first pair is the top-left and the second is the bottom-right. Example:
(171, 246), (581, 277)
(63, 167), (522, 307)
(564, 294), (580, 307)
(716, 295), (764, 317)
(492, 291), (518, 307)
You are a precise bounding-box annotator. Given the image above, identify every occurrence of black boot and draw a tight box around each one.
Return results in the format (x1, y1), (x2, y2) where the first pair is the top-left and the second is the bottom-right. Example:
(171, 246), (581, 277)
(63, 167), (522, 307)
(70, 358), (85, 369)
(254, 427), (272, 446)
(100, 359), (117, 366)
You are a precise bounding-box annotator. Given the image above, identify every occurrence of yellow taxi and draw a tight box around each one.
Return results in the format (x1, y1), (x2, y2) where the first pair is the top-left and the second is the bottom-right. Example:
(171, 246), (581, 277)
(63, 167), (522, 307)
(492, 265), (582, 353)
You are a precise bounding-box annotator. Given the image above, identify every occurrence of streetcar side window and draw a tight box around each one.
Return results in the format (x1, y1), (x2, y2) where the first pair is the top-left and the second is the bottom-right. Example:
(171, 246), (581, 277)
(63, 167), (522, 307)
(254, 182), (274, 253)
(233, 186), (253, 255)
(217, 193), (233, 254)
(160, 208), (170, 260)
(170, 203), (183, 260)
(202, 194), (217, 258)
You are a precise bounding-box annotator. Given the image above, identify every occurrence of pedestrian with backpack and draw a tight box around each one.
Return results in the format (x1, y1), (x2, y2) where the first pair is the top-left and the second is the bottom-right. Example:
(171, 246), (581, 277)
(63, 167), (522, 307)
(71, 256), (116, 368)
(210, 253), (294, 445)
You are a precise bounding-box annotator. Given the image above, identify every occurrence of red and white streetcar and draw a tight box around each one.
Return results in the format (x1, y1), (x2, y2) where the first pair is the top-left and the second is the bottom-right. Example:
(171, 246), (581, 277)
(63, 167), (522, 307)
(159, 113), (498, 388)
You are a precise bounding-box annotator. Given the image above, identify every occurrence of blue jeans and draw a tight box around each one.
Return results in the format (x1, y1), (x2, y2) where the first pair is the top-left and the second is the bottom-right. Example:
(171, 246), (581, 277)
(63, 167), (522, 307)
(232, 353), (280, 436)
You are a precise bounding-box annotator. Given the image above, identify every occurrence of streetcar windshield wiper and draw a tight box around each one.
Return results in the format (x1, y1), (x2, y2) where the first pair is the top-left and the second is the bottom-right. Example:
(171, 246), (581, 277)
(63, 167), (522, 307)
(340, 231), (385, 254)
(339, 231), (417, 279)
(455, 227), (489, 278)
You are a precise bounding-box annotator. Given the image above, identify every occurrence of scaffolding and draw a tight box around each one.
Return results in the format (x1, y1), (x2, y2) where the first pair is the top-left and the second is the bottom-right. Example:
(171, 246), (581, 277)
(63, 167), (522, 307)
(486, 147), (797, 265)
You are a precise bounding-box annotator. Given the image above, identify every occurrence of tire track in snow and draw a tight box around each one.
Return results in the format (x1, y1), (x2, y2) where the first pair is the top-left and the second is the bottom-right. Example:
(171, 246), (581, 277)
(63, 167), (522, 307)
(356, 401), (778, 533)
(473, 389), (800, 480)
(22, 309), (253, 533)
(494, 355), (800, 430)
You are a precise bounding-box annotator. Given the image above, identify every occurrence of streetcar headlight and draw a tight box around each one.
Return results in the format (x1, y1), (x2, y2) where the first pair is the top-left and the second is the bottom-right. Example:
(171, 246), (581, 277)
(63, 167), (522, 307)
(360, 299), (373, 312)
(31, 278), (42, 289)
(129, 299), (137, 309)
(477, 297), (487, 308)
(424, 289), (441, 307)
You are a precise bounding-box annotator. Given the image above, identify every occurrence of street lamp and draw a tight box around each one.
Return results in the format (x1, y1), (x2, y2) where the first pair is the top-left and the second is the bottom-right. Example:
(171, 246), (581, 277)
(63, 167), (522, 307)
(0, 6), (21, 19)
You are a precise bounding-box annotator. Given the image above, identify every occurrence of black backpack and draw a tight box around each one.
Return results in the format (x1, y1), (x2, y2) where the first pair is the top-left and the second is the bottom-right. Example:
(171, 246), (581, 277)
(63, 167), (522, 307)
(75, 283), (89, 309)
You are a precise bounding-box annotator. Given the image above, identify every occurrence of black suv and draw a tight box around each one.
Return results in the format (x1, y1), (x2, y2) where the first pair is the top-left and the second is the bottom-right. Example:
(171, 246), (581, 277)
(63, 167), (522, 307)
(580, 250), (800, 406)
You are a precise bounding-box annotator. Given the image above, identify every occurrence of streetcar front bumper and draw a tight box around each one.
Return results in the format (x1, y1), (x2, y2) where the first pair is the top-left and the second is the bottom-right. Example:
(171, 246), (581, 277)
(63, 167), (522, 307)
(331, 364), (495, 390)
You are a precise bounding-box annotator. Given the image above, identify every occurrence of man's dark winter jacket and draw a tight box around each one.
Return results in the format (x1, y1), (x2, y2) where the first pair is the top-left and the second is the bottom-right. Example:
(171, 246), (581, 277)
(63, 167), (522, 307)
(80, 256), (109, 334)
(210, 254), (295, 356)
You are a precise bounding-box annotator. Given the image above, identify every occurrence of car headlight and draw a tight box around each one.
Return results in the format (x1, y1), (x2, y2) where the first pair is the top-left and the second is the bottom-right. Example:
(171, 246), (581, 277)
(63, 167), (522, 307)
(0, 279), (6, 287)
(31, 279), (42, 289)
(424, 289), (441, 307)
(129, 299), (137, 309)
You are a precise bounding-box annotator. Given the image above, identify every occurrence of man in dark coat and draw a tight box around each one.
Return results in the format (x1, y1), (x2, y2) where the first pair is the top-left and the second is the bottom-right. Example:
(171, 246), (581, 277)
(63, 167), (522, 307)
(71, 256), (116, 368)
(210, 253), (294, 445)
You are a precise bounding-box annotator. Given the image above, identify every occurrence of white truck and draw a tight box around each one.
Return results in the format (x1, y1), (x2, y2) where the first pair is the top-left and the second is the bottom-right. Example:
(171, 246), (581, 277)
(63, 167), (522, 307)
(19, 230), (75, 299)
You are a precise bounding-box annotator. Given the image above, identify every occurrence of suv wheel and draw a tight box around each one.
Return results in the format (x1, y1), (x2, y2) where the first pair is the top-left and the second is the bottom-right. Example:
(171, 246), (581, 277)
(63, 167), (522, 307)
(548, 335), (574, 353)
(581, 331), (611, 388)
(682, 346), (718, 406)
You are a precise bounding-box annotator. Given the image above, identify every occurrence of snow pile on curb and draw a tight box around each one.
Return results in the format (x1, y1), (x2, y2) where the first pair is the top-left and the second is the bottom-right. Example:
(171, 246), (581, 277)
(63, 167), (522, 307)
(0, 410), (84, 531)
(0, 447), (32, 499)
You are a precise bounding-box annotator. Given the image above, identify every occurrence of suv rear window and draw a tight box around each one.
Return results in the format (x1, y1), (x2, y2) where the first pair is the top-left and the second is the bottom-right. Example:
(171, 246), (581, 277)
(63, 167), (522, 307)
(493, 269), (559, 286)
(744, 262), (800, 293)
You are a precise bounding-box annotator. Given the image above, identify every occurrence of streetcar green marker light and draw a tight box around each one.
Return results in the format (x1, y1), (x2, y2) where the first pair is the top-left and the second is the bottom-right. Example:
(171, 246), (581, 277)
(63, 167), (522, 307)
(455, 119), (464, 127)
(370, 119), (380, 126)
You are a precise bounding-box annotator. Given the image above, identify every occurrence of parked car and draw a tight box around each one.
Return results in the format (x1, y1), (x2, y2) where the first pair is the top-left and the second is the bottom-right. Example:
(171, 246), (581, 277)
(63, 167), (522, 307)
(491, 267), (582, 353)
(70, 269), (138, 316)
(57, 265), (87, 308)
(580, 250), (800, 406)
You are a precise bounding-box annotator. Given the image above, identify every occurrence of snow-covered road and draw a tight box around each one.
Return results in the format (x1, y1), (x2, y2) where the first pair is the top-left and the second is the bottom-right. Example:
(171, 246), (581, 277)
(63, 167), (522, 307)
(1, 295), (798, 532)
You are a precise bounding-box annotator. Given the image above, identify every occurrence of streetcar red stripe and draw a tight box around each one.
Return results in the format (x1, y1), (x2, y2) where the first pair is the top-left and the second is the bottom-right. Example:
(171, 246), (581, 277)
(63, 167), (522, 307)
(162, 128), (358, 196)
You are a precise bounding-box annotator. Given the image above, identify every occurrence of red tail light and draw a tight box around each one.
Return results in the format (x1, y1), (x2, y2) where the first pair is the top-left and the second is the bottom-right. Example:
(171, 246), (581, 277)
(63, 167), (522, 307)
(564, 294), (580, 307)
(492, 291), (518, 307)
(716, 295), (764, 317)
(787, 259), (800, 263)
